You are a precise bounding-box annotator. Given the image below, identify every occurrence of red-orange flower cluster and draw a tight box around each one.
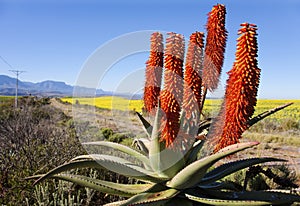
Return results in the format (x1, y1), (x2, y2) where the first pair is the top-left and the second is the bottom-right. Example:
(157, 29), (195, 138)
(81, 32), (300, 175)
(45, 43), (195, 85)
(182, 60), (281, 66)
(144, 32), (164, 114)
(213, 23), (260, 152)
(182, 32), (205, 125)
(202, 4), (227, 92)
(160, 33), (185, 147)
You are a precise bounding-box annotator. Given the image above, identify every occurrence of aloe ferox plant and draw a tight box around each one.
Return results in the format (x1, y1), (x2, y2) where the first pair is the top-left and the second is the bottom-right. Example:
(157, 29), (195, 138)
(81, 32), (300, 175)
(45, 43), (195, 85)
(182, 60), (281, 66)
(30, 4), (300, 205)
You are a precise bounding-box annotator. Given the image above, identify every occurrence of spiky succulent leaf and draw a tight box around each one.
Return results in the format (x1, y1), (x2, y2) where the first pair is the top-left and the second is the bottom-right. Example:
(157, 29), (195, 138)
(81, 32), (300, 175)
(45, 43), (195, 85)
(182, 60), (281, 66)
(186, 190), (300, 205)
(156, 148), (186, 178)
(149, 107), (186, 178)
(165, 197), (194, 206)
(200, 157), (286, 184)
(103, 200), (128, 206)
(73, 154), (168, 182)
(167, 142), (259, 189)
(24, 174), (43, 180)
(184, 140), (205, 165)
(71, 154), (102, 161)
(149, 105), (163, 173)
(34, 155), (167, 185)
(198, 181), (242, 191)
(34, 159), (105, 185)
(248, 103), (293, 127)
(120, 188), (179, 206)
(198, 118), (212, 133)
(185, 193), (271, 205)
(48, 174), (153, 197)
(82, 141), (151, 167)
(133, 138), (150, 155)
(224, 190), (300, 204)
(136, 112), (153, 136)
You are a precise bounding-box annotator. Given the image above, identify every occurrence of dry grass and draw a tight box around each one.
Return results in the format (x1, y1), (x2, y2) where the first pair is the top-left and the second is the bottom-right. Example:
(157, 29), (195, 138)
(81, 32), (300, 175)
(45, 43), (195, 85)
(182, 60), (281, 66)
(244, 131), (300, 147)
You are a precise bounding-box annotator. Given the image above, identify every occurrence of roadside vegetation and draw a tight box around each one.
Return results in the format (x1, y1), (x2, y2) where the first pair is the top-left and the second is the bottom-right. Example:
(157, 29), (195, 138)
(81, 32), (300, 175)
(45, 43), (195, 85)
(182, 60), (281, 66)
(0, 96), (136, 205)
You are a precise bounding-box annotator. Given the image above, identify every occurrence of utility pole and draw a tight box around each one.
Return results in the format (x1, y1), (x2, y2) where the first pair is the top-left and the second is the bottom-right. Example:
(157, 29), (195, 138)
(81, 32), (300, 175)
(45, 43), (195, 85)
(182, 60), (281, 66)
(9, 70), (26, 108)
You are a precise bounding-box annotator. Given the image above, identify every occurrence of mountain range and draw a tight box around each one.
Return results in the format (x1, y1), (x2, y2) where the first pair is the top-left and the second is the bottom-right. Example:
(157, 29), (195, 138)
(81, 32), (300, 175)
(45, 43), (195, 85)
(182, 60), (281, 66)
(0, 74), (109, 97)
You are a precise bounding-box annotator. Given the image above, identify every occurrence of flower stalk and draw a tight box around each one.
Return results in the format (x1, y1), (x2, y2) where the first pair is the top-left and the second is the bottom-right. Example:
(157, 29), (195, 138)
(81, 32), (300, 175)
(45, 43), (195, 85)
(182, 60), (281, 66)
(160, 32), (185, 147)
(182, 32), (205, 122)
(202, 4), (227, 92)
(213, 23), (260, 152)
(144, 32), (164, 114)
(181, 32), (205, 146)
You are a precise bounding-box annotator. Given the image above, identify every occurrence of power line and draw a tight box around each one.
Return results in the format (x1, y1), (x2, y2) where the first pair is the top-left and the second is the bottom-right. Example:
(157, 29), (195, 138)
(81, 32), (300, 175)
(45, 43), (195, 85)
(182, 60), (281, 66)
(1, 55), (27, 108)
(0, 55), (14, 70)
(9, 70), (26, 108)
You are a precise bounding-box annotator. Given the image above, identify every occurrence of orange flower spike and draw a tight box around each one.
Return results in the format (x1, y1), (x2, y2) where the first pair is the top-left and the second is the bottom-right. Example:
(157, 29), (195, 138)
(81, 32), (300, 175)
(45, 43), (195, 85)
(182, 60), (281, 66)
(182, 32), (205, 122)
(160, 32), (185, 147)
(214, 23), (260, 152)
(202, 4), (227, 92)
(144, 32), (164, 114)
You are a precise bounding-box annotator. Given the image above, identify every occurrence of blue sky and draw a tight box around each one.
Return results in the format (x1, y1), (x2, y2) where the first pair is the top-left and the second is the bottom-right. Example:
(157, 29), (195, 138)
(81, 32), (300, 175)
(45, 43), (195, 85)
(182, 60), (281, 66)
(0, 0), (299, 99)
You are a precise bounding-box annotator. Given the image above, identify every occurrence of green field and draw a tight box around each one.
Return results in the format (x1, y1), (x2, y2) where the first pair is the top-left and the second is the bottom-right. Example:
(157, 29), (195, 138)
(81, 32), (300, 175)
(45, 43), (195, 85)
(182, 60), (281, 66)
(0, 96), (14, 103)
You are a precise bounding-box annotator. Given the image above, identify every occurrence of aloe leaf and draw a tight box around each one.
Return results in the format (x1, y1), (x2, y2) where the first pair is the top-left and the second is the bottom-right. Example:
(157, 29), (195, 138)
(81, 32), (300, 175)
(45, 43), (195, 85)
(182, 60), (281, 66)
(78, 154), (168, 182)
(149, 107), (186, 177)
(184, 140), (205, 165)
(165, 197), (194, 206)
(198, 181), (242, 191)
(133, 138), (150, 155)
(226, 190), (300, 204)
(185, 193), (271, 205)
(24, 174), (43, 180)
(216, 141), (258, 153)
(248, 102), (293, 127)
(49, 174), (153, 197)
(103, 200), (128, 206)
(187, 190), (300, 205)
(82, 141), (151, 167)
(149, 106), (163, 174)
(136, 111), (153, 136)
(265, 189), (300, 195)
(167, 142), (259, 189)
(34, 159), (105, 185)
(71, 154), (131, 163)
(158, 148), (186, 178)
(200, 157), (286, 184)
(71, 154), (101, 161)
(198, 118), (212, 134)
(120, 188), (179, 206)
(143, 182), (169, 193)
(34, 156), (166, 185)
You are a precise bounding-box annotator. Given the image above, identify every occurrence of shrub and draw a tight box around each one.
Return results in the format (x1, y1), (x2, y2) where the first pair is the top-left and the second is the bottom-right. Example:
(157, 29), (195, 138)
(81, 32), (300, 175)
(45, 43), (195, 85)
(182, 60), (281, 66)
(0, 97), (85, 205)
(101, 127), (114, 139)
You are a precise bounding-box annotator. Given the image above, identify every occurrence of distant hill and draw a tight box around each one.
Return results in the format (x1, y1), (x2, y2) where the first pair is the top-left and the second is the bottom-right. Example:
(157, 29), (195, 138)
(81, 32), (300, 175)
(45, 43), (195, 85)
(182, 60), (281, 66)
(0, 74), (106, 97)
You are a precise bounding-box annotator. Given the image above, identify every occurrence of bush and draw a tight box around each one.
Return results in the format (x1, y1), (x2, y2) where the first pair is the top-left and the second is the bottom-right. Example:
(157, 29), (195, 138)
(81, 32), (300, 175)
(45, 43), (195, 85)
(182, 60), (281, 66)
(101, 127), (114, 139)
(223, 164), (298, 191)
(108, 133), (126, 143)
(0, 97), (140, 205)
(0, 97), (85, 205)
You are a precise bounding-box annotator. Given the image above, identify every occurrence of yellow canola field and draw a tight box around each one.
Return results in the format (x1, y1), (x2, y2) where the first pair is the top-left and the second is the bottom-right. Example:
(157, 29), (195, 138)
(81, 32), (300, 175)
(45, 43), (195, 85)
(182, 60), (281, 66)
(62, 96), (144, 112)
(61, 97), (300, 121)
